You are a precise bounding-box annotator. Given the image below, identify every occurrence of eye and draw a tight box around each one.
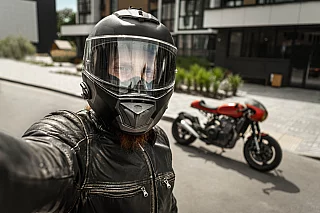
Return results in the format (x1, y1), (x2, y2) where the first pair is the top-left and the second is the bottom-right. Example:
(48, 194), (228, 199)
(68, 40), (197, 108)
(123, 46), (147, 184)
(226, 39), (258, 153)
(118, 65), (133, 76)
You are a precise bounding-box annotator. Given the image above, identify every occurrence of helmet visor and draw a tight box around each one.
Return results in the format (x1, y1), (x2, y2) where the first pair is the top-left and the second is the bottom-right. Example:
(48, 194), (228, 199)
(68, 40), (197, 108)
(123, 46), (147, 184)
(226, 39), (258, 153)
(85, 36), (177, 95)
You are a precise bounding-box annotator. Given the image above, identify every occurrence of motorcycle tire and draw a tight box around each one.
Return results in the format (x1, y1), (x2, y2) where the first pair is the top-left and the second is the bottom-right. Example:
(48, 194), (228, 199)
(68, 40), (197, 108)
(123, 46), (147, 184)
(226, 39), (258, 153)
(244, 135), (282, 172)
(171, 117), (197, 145)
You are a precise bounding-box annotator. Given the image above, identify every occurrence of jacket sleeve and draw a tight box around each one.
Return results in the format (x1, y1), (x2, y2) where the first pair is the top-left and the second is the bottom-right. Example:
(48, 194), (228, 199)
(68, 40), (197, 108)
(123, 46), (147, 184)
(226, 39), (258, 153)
(170, 194), (178, 213)
(155, 126), (178, 213)
(0, 110), (87, 213)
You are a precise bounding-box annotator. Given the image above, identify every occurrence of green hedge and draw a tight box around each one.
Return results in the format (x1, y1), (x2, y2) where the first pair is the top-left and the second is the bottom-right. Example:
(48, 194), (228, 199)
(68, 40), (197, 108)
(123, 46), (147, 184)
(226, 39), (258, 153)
(0, 36), (36, 60)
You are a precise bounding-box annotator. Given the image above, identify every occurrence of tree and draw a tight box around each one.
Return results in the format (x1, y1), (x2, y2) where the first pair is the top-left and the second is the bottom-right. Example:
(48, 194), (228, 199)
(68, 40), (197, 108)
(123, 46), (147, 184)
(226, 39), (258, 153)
(57, 8), (76, 33)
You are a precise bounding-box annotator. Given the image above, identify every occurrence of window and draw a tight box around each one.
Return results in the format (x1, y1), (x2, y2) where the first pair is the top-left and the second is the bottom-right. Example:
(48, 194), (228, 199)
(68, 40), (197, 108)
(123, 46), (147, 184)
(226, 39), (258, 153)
(179, 0), (205, 30)
(258, 30), (276, 58)
(224, 0), (243, 7)
(229, 32), (243, 57)
(161, 1), (175, 32)
(205, 0), (221, 8)
(176, 34), (216, 61)
(274, 30), (295, 58)
(207, 0), (311, 8)
(230, 28), (295, 58)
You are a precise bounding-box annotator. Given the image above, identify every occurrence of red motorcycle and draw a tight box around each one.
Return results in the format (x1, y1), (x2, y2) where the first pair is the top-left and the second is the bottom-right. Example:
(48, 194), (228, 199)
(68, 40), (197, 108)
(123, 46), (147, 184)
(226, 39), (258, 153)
(171, 99), (282, 172)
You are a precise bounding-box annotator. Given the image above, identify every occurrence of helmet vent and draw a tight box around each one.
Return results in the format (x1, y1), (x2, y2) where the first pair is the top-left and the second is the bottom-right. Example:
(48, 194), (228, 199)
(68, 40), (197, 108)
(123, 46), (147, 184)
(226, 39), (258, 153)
(114, 8), (160, 24)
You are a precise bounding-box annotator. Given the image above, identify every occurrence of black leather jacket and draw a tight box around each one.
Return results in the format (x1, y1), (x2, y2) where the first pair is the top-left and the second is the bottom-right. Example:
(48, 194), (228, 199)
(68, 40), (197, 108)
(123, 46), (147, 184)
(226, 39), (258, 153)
(0, 110), (177, 213)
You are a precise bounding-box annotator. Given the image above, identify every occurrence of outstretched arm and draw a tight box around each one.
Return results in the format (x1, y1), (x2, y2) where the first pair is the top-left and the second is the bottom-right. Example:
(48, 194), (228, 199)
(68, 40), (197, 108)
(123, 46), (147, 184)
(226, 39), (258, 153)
(0, 111), (86, 213)
(0, 131), (79, 213)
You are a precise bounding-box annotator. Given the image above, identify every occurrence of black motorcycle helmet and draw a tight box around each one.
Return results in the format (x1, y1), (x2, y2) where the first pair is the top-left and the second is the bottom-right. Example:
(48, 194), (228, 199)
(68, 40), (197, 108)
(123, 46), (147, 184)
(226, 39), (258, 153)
(81, 8), (177, 135)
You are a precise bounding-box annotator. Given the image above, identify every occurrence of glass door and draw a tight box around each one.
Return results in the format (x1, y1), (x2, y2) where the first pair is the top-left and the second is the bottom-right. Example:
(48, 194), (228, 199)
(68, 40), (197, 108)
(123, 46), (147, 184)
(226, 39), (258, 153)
(305, 44), (320, 89)
(290, 44), (310, 87)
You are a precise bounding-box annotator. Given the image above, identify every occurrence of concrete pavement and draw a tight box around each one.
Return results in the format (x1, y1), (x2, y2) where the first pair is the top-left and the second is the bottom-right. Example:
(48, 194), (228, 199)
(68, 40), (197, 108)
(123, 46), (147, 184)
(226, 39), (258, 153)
(1, 58), (320, 159)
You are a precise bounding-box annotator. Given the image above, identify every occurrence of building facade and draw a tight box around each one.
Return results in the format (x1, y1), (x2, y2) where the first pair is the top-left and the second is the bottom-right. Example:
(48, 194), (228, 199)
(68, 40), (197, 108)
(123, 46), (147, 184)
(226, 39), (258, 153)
(202, 0), (320, 89)
(157, 0), (320, 89)
(159, 0), (217, 64)
(61, 0), (158, 57)
(63, 0), (320, 89)
(0, 0), (57, 54)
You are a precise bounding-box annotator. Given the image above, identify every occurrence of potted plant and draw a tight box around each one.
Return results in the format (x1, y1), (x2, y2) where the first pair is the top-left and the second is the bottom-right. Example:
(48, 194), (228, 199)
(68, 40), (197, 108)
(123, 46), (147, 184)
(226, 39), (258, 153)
(190, 64), (202, 92)
(228, 74), (243, 96)
(185, 72), (193, 93)
(212, 79), (220, 99)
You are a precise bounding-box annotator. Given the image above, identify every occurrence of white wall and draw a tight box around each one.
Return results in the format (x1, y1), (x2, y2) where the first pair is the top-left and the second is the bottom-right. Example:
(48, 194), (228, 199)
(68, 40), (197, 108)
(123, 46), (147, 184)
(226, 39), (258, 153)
(61, 24), (95, 36)
(0, 0), (38, 42)
(204, 1), (320, 28)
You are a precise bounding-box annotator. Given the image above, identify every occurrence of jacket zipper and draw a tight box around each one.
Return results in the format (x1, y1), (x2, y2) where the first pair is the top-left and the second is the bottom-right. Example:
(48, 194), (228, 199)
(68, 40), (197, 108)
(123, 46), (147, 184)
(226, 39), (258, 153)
(163, 178), (171, 189)
(157, 173), (175, 189)
(139, 144), (156, 213)
(88, 185), (149, 198)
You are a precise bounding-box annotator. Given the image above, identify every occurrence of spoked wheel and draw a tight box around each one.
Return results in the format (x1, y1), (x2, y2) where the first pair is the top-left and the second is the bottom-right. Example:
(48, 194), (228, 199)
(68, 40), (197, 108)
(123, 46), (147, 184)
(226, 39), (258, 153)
(244, 135), (282, 172)
(171, 117), (196, 145)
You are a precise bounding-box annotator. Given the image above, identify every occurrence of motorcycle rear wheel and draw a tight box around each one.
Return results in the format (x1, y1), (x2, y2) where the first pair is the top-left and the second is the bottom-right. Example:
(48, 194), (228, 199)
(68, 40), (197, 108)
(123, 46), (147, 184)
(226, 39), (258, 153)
(244, 135), (282, 172)
(171, 117), (197, 145)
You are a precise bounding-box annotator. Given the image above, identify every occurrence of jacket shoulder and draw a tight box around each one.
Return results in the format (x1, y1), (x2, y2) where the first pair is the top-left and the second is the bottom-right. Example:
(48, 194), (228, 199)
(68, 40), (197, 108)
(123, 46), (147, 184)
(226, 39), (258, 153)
(23, 110), (94, 147)
(153, 125), (170, 147)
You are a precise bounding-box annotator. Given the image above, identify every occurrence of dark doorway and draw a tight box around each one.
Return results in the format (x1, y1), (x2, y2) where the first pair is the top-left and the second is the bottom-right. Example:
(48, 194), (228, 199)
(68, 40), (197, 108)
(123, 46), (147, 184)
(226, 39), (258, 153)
(290, 28), (320, 89)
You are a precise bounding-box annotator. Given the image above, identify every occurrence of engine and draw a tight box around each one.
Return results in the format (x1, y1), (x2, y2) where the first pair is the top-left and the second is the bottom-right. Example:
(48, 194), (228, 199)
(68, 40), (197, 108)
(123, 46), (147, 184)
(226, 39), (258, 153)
(205, 116), (236, 148)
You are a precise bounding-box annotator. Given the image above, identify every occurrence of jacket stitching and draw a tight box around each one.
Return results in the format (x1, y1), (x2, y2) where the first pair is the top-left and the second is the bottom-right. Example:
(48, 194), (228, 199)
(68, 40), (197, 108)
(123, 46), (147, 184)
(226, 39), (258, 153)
(67, 111), (92, 190)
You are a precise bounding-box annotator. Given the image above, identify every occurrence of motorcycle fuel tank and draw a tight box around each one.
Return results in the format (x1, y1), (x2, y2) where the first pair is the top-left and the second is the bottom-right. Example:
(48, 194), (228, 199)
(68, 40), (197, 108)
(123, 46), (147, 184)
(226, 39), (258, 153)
(217, 103), (244, 118)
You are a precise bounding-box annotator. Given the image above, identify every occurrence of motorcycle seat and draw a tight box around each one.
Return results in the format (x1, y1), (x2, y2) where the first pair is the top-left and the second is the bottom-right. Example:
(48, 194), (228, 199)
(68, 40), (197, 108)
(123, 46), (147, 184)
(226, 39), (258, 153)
(199, 100), (218, 110)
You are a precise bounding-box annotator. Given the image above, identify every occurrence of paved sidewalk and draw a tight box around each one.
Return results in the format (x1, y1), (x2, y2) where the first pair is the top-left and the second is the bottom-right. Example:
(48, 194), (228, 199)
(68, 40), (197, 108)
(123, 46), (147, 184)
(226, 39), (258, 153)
(1, 58), (320, 159)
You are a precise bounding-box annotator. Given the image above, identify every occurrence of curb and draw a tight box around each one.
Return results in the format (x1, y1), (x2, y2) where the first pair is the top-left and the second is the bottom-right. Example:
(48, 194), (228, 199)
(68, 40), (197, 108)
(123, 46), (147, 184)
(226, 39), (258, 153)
(0, 78), (82, 99)
(0, 78), (177, 122)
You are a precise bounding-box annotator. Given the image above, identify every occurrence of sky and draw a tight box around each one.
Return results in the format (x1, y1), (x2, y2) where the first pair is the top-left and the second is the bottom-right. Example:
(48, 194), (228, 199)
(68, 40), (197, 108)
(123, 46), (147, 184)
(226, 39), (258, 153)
(56, 0), (77, 11)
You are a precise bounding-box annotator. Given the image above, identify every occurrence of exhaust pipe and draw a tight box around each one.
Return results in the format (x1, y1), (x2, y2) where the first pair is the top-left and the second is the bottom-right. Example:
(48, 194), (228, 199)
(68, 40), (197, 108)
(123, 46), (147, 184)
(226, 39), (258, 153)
(180, 120), (200, 138)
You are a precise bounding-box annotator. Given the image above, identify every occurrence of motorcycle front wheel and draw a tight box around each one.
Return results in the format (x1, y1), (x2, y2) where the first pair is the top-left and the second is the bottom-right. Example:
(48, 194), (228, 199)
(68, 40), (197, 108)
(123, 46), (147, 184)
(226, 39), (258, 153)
(171, 116), (197, 145)
(244, 135), (282, 172)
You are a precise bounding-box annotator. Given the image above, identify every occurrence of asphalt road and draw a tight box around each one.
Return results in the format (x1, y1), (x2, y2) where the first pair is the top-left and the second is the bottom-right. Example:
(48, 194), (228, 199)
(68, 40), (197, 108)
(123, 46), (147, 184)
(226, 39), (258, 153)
(0, 80), (320, 213)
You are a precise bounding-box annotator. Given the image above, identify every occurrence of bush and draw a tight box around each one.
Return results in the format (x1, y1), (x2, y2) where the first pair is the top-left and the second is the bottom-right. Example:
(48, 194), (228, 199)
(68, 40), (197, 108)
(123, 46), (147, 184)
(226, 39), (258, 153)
(203, 71), (212, 95)
(228, 74), (243, 96)
(0, 36), (36, 60)
(185, 72), (193, 93)
(196, 68), (211, 94)
(190, 64), (203, 91)
(211, 66), (225, 82)
(175, 67), (186, 90)
(212, 79), (221, 98)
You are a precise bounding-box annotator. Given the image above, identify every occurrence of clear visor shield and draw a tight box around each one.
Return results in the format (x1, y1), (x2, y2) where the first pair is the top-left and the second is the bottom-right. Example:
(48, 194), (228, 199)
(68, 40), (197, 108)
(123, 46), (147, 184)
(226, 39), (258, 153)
(84, 37), (177, 95)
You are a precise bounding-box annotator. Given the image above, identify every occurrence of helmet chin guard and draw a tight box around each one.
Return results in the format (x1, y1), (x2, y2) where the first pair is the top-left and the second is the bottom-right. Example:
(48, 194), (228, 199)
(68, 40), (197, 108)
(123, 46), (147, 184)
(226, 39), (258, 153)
(115, 99), (156, 134)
